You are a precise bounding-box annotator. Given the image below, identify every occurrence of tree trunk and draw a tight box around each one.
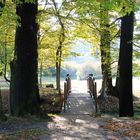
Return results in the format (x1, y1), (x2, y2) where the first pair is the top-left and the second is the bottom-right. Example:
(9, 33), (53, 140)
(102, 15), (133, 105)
(56, 48), (61, 94)
(0, 0), (7, 121)
(10, 1), (40, 116)
(52, 0), (65, 95)
(3, 44), (10, 82)
(99, 3), (113, 99)
(119, 11), (134, 117)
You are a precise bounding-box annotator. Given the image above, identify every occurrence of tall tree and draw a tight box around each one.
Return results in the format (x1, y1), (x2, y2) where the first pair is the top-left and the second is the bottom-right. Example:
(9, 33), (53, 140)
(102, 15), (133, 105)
(0, 1), (4, 120)
(0, 0), (7, 121)
(99, 1), (113, 99)
(38, 0), (75, 93)
(119, 10), (134, 117)
(10, 0), (40, 116)
(52, 0), (65, 93)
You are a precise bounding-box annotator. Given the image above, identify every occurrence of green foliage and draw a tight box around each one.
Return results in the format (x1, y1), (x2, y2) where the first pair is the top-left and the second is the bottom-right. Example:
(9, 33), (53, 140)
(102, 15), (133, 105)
(0, 0), (140, 79)
(37, 0), (79, 71)
(0, 0), (16, 75)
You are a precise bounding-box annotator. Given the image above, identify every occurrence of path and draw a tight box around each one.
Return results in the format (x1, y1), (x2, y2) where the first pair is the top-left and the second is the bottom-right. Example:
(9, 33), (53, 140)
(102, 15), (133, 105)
(63, 90), (95, 115)
(39, 81), (129, 139)
(40, 81), (130, 140)
(39, 81), (129, 140)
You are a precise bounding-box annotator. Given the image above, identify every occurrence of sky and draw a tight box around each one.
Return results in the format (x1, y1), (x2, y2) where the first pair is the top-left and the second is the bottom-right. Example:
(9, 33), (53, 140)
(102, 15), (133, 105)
(66, 39), (100, 64)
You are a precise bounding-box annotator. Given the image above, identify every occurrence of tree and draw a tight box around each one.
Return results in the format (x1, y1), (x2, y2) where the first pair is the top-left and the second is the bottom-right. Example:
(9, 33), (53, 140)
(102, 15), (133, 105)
(38, 0), (76, 92)
(10, 0), (40, 116)
(99, 1), (113, 99)
(74, 0), (120, 98)
(119, 11), (134, 117)
(51, 0), (65, 93)
(0, 6), (16, 82)
(0, 0), (7, 121)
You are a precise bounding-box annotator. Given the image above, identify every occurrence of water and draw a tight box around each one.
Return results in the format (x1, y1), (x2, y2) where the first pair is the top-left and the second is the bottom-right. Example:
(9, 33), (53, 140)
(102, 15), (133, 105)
(62, 77), (140, 97)
(0, 76), (140, 97)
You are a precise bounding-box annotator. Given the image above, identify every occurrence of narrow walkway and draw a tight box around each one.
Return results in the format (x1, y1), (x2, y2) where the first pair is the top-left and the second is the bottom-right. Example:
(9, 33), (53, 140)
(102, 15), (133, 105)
(63, 90), (95, 115)
(62, 80), (95, 115)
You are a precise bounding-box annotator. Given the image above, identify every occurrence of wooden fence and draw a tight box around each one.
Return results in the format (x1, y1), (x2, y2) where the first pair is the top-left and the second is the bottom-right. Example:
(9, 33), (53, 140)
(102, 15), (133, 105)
(63, 75), (71, 112)
(87, 74), (98, 113)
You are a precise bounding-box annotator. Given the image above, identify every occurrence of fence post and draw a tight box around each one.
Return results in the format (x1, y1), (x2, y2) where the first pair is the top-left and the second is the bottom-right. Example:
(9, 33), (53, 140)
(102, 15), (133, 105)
(92, 78), (95, 99)
(87, 76), (89, 92)
(69, 77), (71, 92)
(94, 82), (98, 113)
(89, 76), (93, 97)
(65, 74), (71, 95)
(64, 82), (67, 112)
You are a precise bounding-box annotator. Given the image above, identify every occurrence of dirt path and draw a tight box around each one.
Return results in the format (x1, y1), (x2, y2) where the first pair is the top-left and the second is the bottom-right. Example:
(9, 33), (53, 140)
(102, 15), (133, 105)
(38, 115), (130, 140)
(37, 90), (131, 140)
(1, 114), (140, 140)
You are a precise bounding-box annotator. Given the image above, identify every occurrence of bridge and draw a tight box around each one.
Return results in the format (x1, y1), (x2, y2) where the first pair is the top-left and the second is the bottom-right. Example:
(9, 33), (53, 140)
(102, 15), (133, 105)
(62, 74), (99, 115)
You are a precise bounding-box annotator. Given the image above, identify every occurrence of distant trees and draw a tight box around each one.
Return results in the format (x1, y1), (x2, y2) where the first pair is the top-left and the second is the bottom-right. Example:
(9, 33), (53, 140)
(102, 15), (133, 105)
(10, 0), (39, 116)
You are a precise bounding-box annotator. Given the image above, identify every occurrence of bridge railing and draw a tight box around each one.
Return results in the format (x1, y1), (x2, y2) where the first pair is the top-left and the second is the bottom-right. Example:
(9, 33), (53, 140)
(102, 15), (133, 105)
(87, 74), (98, 113)
(63, 74), (71, 112)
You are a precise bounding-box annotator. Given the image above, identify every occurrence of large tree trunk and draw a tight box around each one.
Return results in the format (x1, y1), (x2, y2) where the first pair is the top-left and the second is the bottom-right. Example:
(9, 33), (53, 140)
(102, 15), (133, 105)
(99, 3), (113, 99)
(119, 11), (134, 117)
(10, 1), (40, 116)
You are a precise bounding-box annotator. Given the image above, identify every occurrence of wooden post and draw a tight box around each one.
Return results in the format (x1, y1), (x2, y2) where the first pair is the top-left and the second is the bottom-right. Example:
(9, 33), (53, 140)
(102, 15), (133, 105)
(87, 76), (89, 92)
(64, 82), (67, 112)
(92, 78), (95, 99)
(65, 74), (71, 95)
(67, 77), (70, 94)
(68, 76), (71, 93)
(94, 82), (97, 113)
(89, 76), (92, 97)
